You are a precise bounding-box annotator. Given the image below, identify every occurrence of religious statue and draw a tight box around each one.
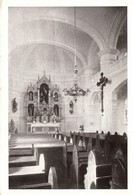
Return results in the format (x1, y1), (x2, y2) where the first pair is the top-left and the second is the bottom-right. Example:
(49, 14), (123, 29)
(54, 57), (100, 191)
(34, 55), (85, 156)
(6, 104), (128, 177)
(41, 108), (48, 123)
(79, 125), (84, 132)
(28, 104), (34, 116)
(69, 100), (74, 114)
(29, 91), (33, 101)
(40, 83), (49, 104)
(51, 112), (58, 123)
(54, 105), (59, 117)
(53, 92), (58, 102)
(12, 98), (18, 113)
(41, 115), (48, 123)
(27, 115), (33, 123)
(9, 119), (18, 134)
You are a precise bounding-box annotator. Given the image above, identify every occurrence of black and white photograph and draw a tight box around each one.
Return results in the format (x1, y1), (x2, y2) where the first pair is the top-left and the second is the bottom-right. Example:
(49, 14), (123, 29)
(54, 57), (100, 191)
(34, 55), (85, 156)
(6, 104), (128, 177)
(0, 0), (132, 194)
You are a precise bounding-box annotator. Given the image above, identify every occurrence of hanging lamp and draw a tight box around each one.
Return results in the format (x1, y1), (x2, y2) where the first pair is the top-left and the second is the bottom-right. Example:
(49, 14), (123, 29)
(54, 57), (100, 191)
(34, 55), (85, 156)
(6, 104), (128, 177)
(63, 7), (89, 102)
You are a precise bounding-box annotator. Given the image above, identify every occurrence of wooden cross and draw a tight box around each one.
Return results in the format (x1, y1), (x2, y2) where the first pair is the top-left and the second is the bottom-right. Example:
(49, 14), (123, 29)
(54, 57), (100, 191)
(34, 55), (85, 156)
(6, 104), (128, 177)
(96, 72), (108, 113)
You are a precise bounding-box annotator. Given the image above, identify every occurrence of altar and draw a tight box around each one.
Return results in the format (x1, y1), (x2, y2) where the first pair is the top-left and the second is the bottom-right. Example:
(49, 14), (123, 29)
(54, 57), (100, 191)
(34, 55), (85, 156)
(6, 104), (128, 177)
(27, 122), (61, 133)
(24, 72), (63, 134)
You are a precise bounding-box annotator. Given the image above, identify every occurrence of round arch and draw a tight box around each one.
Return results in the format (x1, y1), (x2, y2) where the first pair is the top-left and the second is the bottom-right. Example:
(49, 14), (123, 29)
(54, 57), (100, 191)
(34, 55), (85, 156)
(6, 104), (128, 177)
(112, 79), (127, 134)
(9, 41), (87, 69)
(9, 17), (106, 52)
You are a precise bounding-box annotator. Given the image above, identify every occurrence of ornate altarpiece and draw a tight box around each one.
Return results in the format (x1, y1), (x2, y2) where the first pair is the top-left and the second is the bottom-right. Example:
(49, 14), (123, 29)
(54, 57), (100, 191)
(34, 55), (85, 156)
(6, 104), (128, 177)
(24, 73), (62, 132)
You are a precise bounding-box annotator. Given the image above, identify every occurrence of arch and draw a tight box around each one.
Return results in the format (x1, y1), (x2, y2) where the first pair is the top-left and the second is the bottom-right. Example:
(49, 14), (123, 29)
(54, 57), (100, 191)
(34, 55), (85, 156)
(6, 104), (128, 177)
(90, 91), (101, 106)
(9, 41), (87, 69)
(112, 79), (127, 134)
(89, 91), (101, 132)
(87, 41), (100, 73)
(9, 17), (106, 51)
(107, 7), (127, 49)
(112, 79), (127, 100)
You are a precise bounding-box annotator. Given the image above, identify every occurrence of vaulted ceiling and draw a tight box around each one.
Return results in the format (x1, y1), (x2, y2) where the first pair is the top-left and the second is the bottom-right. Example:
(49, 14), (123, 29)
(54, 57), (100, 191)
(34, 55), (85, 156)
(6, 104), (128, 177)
(8, 7), (127, 78)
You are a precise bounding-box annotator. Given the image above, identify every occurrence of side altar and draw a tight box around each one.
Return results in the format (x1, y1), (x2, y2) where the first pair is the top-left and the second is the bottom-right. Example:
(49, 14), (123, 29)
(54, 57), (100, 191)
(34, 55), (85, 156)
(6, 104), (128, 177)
(24, 73), (62, 133)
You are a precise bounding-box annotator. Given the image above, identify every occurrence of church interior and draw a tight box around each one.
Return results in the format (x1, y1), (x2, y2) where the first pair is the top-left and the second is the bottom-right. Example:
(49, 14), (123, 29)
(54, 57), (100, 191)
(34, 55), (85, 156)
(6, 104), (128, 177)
(8, 7), (127, 189)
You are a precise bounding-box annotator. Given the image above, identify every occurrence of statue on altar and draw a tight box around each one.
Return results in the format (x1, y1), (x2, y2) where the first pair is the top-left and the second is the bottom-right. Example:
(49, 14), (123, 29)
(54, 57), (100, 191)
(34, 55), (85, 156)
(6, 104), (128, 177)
(29, 91), (33, 101)
(40, 83), (49, 104)
(53, 92), (58, 102)
(41, 108), (48, 123)
(51, 112), (58, 123)
(28, 104), (34, 116)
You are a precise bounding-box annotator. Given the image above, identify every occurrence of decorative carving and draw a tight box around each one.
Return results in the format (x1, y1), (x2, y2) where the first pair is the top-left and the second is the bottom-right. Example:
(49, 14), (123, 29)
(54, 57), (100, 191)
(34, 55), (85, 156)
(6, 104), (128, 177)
(24, 73), (62, 124)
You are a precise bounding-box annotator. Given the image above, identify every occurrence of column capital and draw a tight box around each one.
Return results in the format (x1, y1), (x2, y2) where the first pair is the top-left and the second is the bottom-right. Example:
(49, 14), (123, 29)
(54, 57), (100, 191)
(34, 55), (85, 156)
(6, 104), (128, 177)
(98, 48), (119, 73)
(98, 48), (119, 57)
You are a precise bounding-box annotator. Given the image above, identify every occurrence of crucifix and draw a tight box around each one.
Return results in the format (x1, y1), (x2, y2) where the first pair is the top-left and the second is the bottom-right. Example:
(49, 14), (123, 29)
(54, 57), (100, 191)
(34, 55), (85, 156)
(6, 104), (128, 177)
(96, 72), (108, 113)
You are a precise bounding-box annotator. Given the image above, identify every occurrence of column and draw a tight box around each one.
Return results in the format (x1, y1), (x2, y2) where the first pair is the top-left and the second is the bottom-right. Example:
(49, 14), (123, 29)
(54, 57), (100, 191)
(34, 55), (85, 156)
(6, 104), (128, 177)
(98, 48), (119, 74)
(37, 87), (40, 109)
(98, 48), (119, 132)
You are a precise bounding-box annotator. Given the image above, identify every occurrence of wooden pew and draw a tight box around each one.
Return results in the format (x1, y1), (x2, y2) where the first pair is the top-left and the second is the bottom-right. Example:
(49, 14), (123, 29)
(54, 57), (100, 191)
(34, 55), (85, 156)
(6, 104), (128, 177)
(9, 147), (39, 167)
(70, 132), (127, 189)
(70, 134), (102, 189)
(110, 133), (127, 189)
(9, 153), (58, 189)
(9, 133), (68, 189)
(84, 132), (127, 189)
(9, 144), (34, 157)
(111, 150), (127, 189)
(52, 131), (102, 182)
(84, 150), (112, 189)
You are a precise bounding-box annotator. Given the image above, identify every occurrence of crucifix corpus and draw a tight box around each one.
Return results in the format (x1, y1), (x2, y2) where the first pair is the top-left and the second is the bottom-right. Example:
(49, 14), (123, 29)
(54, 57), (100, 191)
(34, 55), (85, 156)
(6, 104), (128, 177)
(96, 72), (108, 113)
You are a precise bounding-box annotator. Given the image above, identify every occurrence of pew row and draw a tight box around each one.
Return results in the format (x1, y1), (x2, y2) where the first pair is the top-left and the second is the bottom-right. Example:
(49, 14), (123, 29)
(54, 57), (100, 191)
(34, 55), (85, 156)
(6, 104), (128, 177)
(9, 134), (68, 189)
(70, 132), (127, 189)
(9, 147), (38, 167)
(49, 130), (110, 182)
(9, 144), (34, 157)
(49, 131), (106, 151)
(111, 148), (127, 189)
(9, 154), (58, 189)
